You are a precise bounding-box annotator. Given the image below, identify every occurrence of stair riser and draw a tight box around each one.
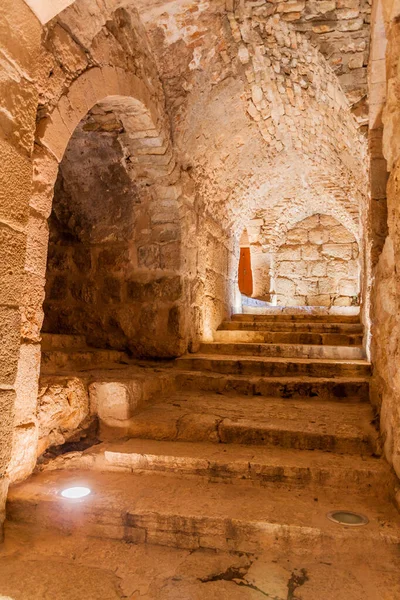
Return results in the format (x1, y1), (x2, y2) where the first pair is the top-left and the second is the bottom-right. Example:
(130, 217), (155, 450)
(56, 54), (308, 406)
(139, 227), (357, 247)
(175, 373), (369, 401)
(57, 452), (387, 496)
(41, 334), (87, 351)
(200, 343), (364, 360)
(221, 324), (363, 335)
(214, 331), (363, 346)
(41, 350), (128, 370)
(176, 359), (370, 378)
(7, 501), (389, 555)
(125, 418), (374, 455)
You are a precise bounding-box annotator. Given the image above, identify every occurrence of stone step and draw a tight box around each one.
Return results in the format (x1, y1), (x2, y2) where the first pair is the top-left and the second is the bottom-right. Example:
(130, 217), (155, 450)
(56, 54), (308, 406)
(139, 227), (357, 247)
(232, 314), (361, 323)
(175, 355), (371, 378)
(7, 469), (400, 554)
(200, 342), (365, 360)
(119, 392), (378, 455)
(43, 438), (394, 497)
(41, 333), (87, 351)
(220, 321), (363, 333)
(175, 371), (370, 401)
(41, 349), (130, 371)
(214, 328), (363, 346)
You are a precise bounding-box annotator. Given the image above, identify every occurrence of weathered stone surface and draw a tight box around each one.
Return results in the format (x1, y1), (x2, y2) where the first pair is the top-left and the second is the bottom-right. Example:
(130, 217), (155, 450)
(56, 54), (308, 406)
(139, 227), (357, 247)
(37, 377), (89, 454)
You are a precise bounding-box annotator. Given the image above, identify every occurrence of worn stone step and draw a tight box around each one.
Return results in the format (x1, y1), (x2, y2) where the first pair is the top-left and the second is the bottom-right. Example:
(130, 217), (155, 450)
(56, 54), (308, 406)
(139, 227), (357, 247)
(42, 438), (394, 497)
(175, 371), (370, 401)
(41, 333), (87, 351)
(232, 314), (360, 324)
(200, 342), (365, 360)
(7, 469), (400, 554)
(220, 321), (363, 333)
(175, 355), (371, 378)
(214, 328), (363, 346)
(41, 349), (130, 371)
(116, 392), (379, 455)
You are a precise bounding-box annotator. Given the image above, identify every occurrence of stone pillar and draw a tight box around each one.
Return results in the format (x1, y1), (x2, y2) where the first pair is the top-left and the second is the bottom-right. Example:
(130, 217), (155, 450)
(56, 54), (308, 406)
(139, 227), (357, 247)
(0, 0), (42, 534)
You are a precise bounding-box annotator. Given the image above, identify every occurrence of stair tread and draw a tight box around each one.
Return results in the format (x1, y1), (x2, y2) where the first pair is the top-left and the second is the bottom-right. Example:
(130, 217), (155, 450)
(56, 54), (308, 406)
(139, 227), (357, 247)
(128, 391), (376, 441)
(81, 438), (388, 473)
(178, 354), (370, 365)
(232, 314), (360, 323)
(8, 469), (400, 542)
(177, 371), (369, 383)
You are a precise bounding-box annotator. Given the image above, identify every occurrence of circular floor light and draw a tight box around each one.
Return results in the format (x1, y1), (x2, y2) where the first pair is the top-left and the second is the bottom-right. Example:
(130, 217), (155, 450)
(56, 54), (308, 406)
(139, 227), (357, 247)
(327, 510), (369, 526)
(60, 486), (91, 499)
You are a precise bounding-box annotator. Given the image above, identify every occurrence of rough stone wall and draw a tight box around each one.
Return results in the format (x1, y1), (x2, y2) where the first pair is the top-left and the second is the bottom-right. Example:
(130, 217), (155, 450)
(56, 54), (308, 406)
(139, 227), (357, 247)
(43, 110), (185, 357)
(274, 214), (360, 307)
(2, 2), (195, 486)
(370, 0), (400, 480)
(0, 0), (42, 529)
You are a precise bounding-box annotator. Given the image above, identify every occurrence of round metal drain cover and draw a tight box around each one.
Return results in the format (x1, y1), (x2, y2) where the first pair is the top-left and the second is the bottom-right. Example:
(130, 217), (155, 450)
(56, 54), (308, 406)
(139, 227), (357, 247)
(327, 510), (369, 526)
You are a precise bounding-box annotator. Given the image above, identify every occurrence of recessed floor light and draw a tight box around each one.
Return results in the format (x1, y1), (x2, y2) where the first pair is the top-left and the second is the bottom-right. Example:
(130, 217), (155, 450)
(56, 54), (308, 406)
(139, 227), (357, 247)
(327, 510), (369, 526)
(60, 486), (91, 499)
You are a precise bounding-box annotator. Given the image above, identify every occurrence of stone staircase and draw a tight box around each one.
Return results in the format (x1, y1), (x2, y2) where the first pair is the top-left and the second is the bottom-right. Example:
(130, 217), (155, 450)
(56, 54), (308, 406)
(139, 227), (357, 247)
(7, 313), (400, 556)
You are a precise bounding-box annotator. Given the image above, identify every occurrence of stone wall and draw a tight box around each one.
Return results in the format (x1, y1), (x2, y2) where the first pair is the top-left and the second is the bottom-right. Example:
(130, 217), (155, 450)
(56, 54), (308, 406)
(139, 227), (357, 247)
(370, 0), (400, 482)
(43, 109), (186, 357)
(274, 214), (360, 307)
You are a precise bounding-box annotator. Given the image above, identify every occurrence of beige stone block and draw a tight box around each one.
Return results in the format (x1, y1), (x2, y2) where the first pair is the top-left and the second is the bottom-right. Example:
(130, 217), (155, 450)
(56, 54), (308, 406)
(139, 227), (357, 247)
(308, 227), (330, 245)
(0, 476), (9, 538)
(348, 53), (364, 70)
(24, 212), (49, 277)
(0, 139), (31, 227)
(36, 109), (71, 162)
(321, 243), (353, 260)
(339, 279), (359, 296)
(301, 244), (320, 260)
(90, 381), (141, 425)
(0, 223), (25, 306)
(307, 294), (331, 307)
(277, 245), (301, 261)
(327, 262), (349, 278)
(333, 296), (352, 306)
(329, 225), (355, 243)
(275, 277), (296, 297)
(20, 272), (46, 342)
(31, 146), (59, 218)
(14, 343), (41, 425)
(0, 389), (16, 475)
(50, 23), (88, 74)
(0, 308), (20, 385)
(38, 377), (89, 449)
(286, 228), (308, 244)
(310, 262), (327, 277)
(7, 422), (38, 483)
(315, 278), (334, 294)
(296, 279), (318, 296)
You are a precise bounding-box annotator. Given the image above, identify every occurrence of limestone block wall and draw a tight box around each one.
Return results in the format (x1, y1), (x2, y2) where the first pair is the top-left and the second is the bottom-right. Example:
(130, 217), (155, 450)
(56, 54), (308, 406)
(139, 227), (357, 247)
(0, 0), (43, 528)
(370, 0), (400, 482)
(42, 111), (186, 358)
(274, 214), (360, 307)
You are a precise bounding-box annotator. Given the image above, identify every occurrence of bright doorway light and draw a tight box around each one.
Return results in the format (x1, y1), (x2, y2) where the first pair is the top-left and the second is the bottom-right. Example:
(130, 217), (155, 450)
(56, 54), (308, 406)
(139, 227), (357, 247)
(60, 486), (91, 499)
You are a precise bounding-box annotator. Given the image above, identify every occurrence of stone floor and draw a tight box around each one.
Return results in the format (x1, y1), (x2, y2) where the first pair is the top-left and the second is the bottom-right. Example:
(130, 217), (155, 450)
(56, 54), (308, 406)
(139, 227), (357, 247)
(0, 523), (399, 600)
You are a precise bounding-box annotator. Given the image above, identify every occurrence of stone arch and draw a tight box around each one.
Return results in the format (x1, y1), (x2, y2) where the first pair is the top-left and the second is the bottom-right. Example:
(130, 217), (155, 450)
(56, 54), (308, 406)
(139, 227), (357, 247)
(10, 64), (184, 483)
